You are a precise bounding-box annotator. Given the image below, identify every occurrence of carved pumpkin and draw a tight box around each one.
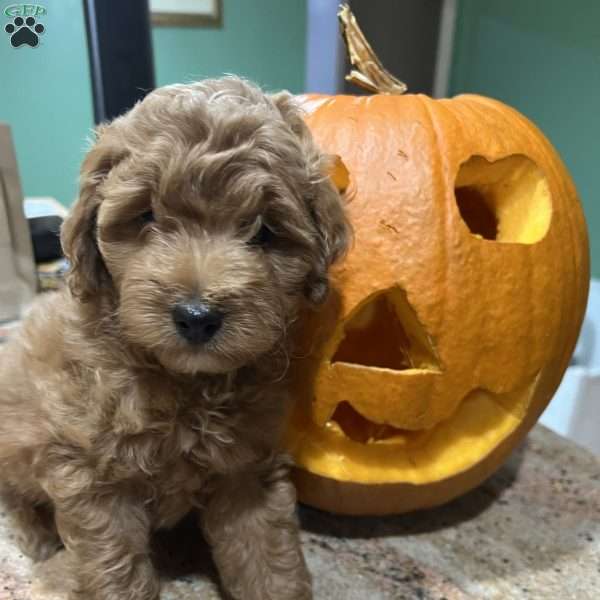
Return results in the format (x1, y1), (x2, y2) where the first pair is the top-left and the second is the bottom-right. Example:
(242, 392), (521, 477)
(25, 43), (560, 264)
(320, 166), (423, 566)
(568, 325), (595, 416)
(284, 7), (589, 515)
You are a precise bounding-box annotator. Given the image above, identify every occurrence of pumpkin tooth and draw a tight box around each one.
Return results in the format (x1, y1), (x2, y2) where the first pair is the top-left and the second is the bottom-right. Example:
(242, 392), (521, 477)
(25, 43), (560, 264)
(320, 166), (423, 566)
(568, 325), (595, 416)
(314, 365), (443, 431)
(287, 383), (532, 487)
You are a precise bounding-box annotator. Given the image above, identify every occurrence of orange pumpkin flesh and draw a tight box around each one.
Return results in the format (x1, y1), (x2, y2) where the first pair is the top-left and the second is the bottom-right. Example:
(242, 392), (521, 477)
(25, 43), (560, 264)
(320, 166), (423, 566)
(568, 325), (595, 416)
(284, 93), (589, 515)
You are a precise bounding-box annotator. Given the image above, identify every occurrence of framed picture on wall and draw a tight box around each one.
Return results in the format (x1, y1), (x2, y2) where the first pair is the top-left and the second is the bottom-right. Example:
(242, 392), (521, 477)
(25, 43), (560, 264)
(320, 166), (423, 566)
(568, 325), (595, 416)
(151, 0), (222, 27)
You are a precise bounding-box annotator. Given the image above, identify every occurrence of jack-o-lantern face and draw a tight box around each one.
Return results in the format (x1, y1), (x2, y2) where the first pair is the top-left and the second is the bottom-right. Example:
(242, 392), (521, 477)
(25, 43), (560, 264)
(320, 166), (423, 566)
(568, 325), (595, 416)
(284, 93), (589, 515)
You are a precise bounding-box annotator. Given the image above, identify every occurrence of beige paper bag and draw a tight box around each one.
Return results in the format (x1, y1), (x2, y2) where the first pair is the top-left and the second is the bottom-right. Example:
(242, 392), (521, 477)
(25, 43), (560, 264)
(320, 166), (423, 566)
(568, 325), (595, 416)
(0, 123), (37, 322)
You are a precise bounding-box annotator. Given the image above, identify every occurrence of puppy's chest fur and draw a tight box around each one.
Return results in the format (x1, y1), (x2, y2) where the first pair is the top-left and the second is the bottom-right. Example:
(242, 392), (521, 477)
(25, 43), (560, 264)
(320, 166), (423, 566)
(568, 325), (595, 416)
(77, 369), (285, 526)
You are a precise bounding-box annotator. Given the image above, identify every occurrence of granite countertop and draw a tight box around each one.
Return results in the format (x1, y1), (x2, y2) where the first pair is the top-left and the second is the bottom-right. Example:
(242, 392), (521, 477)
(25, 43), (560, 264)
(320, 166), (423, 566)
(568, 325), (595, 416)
(1, 425), (599, 600)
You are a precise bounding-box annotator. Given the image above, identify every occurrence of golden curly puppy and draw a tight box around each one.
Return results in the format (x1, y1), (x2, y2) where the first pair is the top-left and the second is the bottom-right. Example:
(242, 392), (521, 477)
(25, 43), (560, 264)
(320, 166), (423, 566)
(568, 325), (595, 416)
(0, 77), (349, 600)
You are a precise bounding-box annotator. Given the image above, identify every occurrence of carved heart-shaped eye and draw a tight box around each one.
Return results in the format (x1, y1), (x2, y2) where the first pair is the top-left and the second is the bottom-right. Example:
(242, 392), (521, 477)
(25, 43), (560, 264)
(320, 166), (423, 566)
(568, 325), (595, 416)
(455, 154), (552, 244)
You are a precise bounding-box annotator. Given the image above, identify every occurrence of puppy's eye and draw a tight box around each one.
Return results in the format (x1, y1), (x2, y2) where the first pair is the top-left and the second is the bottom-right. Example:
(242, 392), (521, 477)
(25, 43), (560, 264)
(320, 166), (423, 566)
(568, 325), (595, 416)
(139, 210), (155, 225)
(248, 223), (275, 247)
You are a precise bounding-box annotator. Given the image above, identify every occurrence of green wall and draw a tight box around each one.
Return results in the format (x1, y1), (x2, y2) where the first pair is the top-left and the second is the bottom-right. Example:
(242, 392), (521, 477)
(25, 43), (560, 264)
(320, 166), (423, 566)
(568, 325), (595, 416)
(153, 0), (306, 91)
(0, 0), (307, 208)
(450, 0), (600, 277)
(0, 0), (93, 206)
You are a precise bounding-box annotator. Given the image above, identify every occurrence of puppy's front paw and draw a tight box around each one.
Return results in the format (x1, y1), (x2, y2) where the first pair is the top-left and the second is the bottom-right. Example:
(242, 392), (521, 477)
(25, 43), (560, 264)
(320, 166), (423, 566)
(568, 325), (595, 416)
(271, 565), (313, 600)
(68, 556), (160, 600)
(18, 525), (62, 562)
(222, 555), (313, 600)
(8, 505), (62, 563)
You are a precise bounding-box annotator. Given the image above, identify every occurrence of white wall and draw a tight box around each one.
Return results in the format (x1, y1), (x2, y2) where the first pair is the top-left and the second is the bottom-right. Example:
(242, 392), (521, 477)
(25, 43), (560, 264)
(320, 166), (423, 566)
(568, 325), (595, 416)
(541, 279), (600, 455)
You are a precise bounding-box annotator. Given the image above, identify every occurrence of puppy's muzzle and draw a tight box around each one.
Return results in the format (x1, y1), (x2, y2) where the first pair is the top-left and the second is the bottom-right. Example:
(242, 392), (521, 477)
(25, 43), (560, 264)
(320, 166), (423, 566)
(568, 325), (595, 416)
(172, 301), (223, 345)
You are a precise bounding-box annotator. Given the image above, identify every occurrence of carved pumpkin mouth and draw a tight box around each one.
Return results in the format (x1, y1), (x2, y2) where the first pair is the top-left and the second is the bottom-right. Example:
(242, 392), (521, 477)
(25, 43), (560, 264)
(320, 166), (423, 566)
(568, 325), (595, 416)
(290, 378), (537, 483)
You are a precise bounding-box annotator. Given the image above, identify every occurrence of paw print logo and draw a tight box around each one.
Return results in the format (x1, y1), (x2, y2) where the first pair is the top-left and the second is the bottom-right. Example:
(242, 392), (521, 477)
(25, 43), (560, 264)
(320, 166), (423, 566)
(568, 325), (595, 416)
(5, 16), (45, 48)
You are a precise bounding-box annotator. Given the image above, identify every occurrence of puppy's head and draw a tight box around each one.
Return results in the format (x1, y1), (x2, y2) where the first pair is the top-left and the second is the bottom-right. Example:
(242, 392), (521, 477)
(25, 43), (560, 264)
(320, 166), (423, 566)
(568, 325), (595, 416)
(61, 77), (350, 374)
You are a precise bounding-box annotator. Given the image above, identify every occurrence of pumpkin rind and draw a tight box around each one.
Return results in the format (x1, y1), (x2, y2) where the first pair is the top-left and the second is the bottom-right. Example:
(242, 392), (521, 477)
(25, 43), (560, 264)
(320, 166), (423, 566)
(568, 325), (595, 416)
(285, 93), (589, 514)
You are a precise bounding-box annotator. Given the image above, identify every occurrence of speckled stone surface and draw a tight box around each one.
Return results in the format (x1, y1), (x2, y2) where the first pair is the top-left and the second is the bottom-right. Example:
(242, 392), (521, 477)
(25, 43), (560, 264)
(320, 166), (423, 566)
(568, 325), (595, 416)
(1, 425), (599, 600)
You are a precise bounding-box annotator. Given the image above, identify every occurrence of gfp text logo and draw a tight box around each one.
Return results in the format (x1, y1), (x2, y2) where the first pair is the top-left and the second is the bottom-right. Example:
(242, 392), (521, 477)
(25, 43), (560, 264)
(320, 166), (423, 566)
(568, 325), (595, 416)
(4, 4), (46, 17)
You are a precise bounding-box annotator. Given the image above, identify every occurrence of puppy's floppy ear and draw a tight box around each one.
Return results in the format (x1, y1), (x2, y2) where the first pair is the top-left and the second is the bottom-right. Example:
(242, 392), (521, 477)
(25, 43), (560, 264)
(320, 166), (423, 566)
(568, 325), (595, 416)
(61, 125), (125, 302)
(271, 92), (352, 305)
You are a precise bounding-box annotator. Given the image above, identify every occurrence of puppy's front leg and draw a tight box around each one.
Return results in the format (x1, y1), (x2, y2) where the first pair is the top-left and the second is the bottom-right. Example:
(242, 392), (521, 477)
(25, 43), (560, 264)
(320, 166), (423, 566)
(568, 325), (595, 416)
(202, 454), (312, 600)
(52, 486), (159, 600)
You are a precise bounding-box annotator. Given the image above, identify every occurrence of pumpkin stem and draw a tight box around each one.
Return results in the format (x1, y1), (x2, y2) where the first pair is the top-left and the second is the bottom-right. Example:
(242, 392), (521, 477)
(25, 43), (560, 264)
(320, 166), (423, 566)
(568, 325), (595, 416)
(338, 4), (408, 95)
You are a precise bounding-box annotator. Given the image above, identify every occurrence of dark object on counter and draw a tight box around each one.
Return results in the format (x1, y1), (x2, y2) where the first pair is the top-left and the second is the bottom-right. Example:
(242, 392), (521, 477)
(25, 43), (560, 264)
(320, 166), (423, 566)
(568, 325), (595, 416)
(28, 215), (63, 263)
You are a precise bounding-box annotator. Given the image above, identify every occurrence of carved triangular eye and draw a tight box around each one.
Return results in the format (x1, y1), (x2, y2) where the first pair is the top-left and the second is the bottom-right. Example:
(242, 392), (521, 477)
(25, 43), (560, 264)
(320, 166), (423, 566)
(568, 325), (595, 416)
(331, 287), (440, 372)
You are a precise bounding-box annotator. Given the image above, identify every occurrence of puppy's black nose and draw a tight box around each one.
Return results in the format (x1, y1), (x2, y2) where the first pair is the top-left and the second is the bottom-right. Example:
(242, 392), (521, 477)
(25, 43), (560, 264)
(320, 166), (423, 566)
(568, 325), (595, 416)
(172, 302), (223, 345)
